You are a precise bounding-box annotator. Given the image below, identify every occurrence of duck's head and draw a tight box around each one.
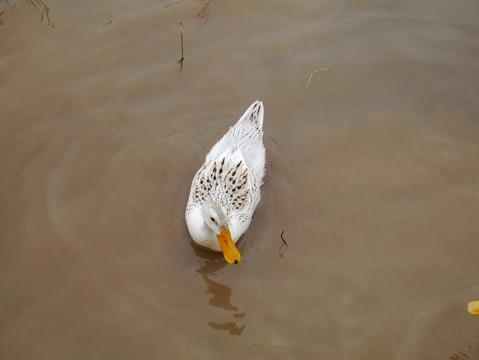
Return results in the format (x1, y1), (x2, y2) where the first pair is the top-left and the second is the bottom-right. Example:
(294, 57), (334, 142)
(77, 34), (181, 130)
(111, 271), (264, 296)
(202, 201), (241, 264)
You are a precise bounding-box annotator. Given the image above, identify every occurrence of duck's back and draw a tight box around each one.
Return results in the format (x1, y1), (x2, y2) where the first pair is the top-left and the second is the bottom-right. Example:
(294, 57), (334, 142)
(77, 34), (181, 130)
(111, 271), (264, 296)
(206, 101), (265, 184)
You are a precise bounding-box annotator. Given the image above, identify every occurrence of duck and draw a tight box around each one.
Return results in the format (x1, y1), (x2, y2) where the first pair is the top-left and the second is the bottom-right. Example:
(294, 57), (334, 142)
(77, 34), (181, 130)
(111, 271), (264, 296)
(185, 101), (265, 264)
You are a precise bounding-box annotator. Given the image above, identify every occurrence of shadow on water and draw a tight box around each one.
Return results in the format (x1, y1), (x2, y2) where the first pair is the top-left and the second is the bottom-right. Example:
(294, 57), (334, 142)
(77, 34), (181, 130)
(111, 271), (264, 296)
(191, 243), (246, 336)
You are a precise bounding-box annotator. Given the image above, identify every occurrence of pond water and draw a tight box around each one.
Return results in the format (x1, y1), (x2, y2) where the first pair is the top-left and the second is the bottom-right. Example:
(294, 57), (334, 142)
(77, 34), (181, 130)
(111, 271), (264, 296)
(1, 0), (478, 358)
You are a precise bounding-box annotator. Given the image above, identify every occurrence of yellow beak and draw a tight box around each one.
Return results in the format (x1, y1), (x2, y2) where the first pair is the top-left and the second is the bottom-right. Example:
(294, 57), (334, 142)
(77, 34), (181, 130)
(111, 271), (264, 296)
(216, 228), (241, 264)
(467, 301), (479, 315)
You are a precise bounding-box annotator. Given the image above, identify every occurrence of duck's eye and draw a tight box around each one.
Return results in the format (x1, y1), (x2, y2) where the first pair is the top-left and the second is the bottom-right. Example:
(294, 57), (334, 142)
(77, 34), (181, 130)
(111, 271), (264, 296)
(210, 217), (216, 223)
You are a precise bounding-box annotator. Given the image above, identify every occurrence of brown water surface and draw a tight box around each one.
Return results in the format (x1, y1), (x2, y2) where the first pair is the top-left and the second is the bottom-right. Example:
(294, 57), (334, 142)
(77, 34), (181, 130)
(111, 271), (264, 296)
(1, 0), (479, 358)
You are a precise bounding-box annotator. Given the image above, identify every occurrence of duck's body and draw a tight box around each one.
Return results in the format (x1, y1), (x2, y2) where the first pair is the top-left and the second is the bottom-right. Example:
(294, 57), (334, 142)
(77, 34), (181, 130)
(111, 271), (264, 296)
(185, 101), (265, 263)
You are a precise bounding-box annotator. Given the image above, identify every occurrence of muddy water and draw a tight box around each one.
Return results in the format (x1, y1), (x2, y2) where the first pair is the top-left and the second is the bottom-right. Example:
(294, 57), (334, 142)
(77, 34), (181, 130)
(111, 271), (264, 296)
(1, 0), (479, 358)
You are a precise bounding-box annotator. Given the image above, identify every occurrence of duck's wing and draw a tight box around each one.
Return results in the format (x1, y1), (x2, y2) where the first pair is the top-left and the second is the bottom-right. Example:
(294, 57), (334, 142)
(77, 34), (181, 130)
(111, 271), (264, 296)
(192, 149), (252, 212)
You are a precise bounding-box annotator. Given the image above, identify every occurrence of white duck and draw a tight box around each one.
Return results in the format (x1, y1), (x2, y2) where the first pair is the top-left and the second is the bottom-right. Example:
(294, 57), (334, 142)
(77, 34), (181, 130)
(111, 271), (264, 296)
(185, 101), (265, 264)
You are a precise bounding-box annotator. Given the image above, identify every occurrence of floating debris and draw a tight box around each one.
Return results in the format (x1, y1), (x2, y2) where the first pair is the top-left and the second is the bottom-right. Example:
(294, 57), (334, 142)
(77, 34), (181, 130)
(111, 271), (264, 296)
(177, 22), (184, 72)
(279, 230), (288, 258)
(301, 68), (331, 96)
(28, 0), (55, 28)
(197, 0), (212, 23)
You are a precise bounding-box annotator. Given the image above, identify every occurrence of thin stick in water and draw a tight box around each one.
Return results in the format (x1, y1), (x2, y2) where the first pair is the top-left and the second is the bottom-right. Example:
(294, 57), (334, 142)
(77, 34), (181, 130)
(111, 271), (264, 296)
(198, 0), (213, 19)
(301, 68), (331, 96)
(177, 22), (184, 71)
(279, 230), (288, 258)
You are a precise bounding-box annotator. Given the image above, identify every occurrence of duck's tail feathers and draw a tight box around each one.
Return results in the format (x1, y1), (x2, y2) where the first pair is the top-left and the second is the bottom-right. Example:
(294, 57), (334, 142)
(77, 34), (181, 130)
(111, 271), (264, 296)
(238, 100), (264, 130)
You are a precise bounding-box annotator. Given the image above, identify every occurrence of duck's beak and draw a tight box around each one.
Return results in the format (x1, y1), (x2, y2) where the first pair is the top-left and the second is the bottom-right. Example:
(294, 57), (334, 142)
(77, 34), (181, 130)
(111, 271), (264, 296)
(217, 228), (241, 264)
(467, 301), (479, 315)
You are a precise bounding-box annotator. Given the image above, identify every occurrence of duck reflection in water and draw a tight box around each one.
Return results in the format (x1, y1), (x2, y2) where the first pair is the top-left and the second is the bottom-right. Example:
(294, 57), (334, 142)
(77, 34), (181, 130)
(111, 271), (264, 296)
(191, 243), (246, 336)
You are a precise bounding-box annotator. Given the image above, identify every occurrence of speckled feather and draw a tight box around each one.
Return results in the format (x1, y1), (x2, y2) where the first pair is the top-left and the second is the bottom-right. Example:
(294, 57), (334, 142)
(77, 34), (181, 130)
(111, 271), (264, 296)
(193, 156), (250, 207)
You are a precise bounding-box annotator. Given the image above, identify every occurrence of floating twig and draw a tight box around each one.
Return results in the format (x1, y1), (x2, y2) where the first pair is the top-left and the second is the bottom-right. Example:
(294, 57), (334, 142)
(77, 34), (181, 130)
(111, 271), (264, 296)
(279, 230), (288, 258)
(301, 68), (331, 96)
(27, 0), (55, 28)
(198, 0), (212, 20)
(177, 22), (184, 72)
